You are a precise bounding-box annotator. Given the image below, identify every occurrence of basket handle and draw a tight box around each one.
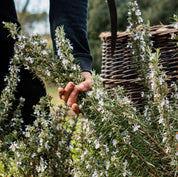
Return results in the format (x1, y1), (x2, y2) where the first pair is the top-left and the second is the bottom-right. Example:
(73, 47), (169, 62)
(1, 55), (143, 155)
(107, 0), (117, 56)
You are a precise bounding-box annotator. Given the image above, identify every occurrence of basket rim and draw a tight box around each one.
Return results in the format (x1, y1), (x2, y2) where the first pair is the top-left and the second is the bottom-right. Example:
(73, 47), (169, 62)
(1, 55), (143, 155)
(99, 24), (178, 40)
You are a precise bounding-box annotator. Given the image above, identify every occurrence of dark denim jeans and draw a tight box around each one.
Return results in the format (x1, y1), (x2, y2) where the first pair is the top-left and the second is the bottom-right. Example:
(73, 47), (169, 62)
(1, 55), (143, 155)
(50, 0), (92, 72)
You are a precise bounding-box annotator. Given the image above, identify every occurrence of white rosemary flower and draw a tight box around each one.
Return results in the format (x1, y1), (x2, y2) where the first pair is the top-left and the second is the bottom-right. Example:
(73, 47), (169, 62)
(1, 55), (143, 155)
(106, 161), (110, 170)
(162, 132), (167, 143)
(133, 123), (140, 132)
(92, 169), (99, 177)
(94, 139), (100, 149)
(41, 50), (48, 55)
(158, 116), (164, 125)
(10, 142), (18, 152)
(25, 56), (33, 64)
(46, 70), (51, 76)
(112, 139), (117, 147)
(176, 133), (178, 141)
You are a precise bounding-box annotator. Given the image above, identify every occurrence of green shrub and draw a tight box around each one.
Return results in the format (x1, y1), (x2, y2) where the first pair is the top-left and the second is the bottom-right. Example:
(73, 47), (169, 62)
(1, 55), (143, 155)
(0, 1), (177, 176)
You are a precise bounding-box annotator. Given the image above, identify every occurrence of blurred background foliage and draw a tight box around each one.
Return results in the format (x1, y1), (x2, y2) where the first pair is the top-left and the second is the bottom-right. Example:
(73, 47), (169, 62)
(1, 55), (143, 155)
(14, 0), (178, 73)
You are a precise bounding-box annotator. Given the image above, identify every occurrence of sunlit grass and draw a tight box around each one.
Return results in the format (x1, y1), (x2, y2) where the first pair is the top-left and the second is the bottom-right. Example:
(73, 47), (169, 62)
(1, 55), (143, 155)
(45, 82), (63, 105)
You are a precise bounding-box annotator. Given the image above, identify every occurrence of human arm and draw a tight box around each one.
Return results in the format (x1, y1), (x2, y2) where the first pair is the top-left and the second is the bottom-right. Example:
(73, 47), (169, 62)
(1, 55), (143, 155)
(58, 71), (92, 114)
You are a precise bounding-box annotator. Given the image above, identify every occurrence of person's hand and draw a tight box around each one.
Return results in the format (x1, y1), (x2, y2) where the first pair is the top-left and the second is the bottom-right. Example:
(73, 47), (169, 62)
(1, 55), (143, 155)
(58, 72), (92, 114)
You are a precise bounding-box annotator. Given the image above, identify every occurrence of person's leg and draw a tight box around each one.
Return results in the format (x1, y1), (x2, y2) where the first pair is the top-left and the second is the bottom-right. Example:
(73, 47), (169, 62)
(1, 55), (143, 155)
(0, 1), (20, 90)
(49, 0), (93, 72)
(15, 70), (47, 125)
(0, 1), (47, 126)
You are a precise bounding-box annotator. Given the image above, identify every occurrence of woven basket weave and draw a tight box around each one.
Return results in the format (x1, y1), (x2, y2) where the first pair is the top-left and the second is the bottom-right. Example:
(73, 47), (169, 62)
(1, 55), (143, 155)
(100, 25), (178, 107)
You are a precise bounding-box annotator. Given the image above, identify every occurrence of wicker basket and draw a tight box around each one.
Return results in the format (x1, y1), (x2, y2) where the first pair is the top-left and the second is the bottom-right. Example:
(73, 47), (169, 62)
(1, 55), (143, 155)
(100, 25), (178, 107)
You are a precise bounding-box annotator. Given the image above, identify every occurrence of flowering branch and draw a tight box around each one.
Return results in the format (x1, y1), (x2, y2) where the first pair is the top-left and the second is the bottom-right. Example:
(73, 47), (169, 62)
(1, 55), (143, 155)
(1, 4), (178, 176)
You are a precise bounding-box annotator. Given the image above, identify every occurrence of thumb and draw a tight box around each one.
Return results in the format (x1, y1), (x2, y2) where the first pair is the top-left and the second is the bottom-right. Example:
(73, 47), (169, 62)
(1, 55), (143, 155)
(77, 71), (92, 92)
(77, 79), (92, 92)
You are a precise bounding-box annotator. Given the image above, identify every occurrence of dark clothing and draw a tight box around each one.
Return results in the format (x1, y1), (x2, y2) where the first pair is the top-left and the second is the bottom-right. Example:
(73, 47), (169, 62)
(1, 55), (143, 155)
(0, 0), (92, 125)
(0, 0), (20, 81)
(0, 1), (20, 41)
(0, 1), (46, 125)
(50, 0), (92, 72)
